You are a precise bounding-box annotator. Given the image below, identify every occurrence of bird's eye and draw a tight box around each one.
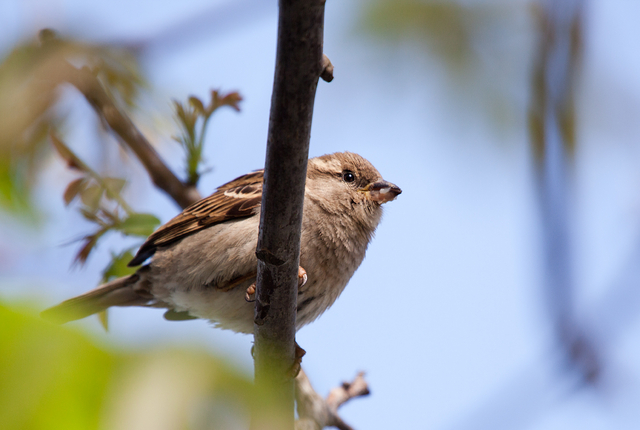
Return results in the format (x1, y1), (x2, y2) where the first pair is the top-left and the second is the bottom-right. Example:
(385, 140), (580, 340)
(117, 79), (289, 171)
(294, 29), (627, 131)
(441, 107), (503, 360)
(342, 171), (356, 183)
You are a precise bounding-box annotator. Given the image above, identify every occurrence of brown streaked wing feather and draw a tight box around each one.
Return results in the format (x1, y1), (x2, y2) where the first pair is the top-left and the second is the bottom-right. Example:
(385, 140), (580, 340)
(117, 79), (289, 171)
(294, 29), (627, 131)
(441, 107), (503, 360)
(128, 170), (264, 267)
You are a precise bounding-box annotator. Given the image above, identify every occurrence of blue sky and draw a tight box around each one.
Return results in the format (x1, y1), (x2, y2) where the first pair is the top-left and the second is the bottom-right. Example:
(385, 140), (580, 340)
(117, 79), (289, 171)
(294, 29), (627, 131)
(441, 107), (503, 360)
(2, 1), (640, 429)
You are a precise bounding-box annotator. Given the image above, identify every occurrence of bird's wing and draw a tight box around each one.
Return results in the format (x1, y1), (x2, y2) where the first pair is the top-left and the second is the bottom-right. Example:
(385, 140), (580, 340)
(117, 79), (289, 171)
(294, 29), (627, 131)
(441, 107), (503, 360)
(128, 170), (264, 266)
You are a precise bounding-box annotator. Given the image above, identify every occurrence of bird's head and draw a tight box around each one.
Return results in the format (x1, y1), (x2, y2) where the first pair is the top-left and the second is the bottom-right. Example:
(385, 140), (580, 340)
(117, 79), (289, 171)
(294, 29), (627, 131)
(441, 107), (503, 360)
(306, 152), (401, 222)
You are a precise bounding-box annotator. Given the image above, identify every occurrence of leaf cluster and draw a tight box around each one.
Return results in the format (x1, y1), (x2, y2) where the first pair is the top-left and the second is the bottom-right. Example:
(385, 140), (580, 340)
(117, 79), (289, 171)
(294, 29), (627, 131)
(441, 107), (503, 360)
(2, 31), (243, 329)
(0, 30), (145, 215)
(173, 90), (242, 185)
(0, 304), (260, 430)
(50, 133), (160, 266)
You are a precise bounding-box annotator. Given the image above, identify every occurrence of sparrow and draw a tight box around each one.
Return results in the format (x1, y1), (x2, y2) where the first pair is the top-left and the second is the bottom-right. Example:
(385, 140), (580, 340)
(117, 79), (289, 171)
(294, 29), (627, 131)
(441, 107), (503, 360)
(42, 152), (401, 333)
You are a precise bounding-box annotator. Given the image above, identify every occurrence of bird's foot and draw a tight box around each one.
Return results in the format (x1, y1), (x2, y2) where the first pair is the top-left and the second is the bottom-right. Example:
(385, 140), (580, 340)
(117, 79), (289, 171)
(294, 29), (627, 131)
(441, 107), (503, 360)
(298, 266), (308, 288)
(245, 283), (256, 302)
(245, 266), (307, 302)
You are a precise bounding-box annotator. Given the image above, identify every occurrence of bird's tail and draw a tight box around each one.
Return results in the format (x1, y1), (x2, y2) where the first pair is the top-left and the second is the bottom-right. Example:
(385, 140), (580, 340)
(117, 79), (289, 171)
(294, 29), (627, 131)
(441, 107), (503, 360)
(41, 274), (151, 324)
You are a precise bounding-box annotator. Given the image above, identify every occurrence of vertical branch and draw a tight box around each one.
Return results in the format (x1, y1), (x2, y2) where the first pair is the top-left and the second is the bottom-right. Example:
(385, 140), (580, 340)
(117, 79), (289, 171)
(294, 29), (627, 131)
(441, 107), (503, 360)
(252, 0), (326, 428)
(529, 0), (600, 382)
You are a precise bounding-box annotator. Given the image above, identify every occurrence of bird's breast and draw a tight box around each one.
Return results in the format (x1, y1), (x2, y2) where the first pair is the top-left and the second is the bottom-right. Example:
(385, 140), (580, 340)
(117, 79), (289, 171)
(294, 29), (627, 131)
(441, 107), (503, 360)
(295, 207), (373, 328)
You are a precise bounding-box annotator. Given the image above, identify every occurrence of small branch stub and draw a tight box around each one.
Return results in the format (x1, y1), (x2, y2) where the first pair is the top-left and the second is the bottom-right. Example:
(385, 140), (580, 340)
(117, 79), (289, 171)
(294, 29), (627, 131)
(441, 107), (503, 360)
(321, 54), (334, 82)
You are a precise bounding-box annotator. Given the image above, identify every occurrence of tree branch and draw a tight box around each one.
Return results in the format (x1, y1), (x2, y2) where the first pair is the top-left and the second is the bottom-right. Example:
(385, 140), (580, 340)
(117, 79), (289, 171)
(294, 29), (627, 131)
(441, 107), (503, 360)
(529, 0), (599, 383)
(68, 64), (201, 208)
(39, 32), (202, 209)
(252, 0), (327, 427)
(295, 369), (370, 430)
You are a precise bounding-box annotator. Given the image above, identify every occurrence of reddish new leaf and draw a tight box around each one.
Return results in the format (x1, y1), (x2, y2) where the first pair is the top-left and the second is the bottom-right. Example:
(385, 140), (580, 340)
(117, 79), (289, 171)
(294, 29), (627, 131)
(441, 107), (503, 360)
(74, 234), (99, 264)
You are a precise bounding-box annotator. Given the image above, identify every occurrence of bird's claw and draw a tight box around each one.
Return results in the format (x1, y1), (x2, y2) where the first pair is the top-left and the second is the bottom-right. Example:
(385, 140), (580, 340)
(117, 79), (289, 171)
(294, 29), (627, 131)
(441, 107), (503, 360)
(245, 283), (256, 302)
(245, 266), (307, 302)
(298, 266), (308, 288)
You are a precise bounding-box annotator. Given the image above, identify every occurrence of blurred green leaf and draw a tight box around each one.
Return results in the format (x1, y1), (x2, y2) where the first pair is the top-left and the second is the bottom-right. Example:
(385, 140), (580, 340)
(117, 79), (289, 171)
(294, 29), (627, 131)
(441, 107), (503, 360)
(89, 48), (145, 110)
(117, 213), (160, 237)
(97, 249), (138, 332)
(79, 208), (101, 223)
(0, 304), (116, 430)
(364, 0), (471, 65)
(97, 310), (109, 332)
(0, 158), (32, 214)
(102, 250), (137, 282)
(173, 100), (197, 135)
(173, 90), (242, 186)
(0, 31), (145, 217)
(80, 184), (103, 211)
(0, 302), (262, 430)
(102, 177), (127, 196)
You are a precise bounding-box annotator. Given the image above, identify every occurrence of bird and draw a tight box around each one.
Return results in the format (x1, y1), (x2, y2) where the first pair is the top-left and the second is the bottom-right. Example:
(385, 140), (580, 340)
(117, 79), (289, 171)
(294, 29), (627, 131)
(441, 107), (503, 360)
(42, 152), (401, 334)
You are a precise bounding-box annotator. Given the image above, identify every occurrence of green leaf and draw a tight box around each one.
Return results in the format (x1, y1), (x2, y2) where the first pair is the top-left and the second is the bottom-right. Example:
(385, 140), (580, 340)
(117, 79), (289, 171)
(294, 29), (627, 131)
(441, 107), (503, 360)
(79, 208), (100, 223)
(0, 156), (32, 214)
(79, 184), (103, 211)
(117, 213), (160, 237)
(0, 304), (116, 430)
(102, 177), (126, 194)
(0, 303), (273, 430)
(102, 250), (136, 282)
(172, 100), (197, 134)
(97, 310), (109, 331)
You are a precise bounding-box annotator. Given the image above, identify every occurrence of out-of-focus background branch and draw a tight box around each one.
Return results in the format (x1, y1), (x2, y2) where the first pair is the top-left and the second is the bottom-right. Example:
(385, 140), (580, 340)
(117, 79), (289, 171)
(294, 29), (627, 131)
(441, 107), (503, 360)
(2, 0), (640, 429)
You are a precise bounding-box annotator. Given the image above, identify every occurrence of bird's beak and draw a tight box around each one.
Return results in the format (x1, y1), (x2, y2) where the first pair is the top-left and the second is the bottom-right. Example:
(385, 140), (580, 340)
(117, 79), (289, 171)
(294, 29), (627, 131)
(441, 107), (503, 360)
(359, 181), (402, 203)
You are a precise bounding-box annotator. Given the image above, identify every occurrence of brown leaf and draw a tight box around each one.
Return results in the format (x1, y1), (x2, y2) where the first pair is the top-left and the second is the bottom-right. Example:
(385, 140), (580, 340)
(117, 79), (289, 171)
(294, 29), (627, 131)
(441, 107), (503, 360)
(63, 177), (87, 206)
(188, 96), (206, 115)
(219, 91), (243, 112)
(74, 234), (99, 264)
(209, 90), (242, 115)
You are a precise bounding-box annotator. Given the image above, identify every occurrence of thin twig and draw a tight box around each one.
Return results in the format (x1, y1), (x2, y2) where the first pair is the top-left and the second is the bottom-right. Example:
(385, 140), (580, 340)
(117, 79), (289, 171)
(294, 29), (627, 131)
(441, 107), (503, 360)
(69, 64), (201, 208)
(295, 369), (370, 430)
